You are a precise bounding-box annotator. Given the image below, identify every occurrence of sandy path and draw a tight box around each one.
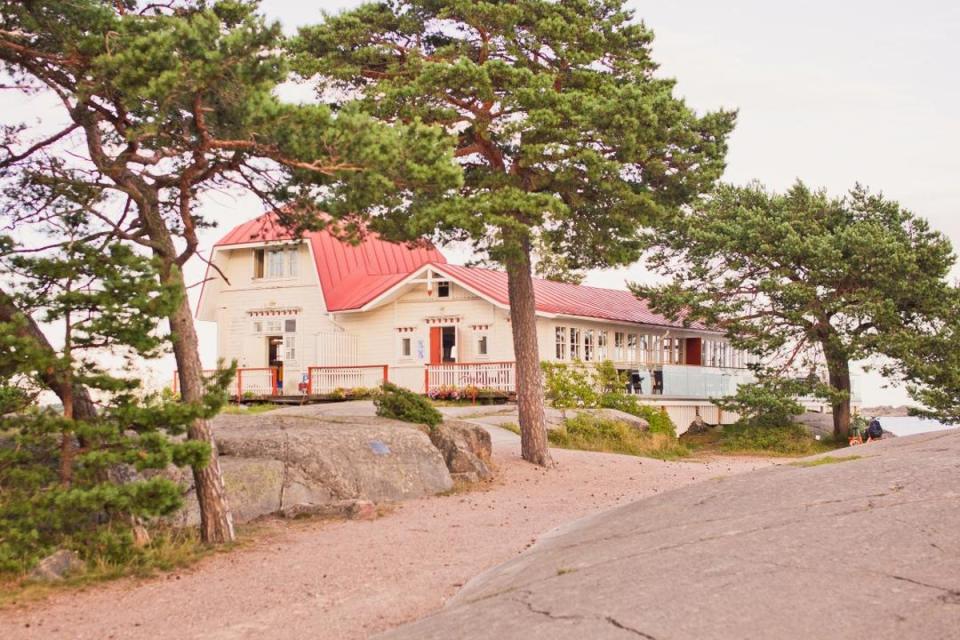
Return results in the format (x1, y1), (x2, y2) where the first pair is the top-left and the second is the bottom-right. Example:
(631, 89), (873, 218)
(1, 425), (772, 640)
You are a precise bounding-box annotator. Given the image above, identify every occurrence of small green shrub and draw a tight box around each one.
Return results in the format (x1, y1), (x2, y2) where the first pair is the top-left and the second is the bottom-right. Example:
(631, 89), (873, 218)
(720, 422), (830, 456)
(374, 382), (442, 427)
(598, 394), (677, 437)
(541, 361), (598, 409)
(592, 360), (626, 395)
(714, 378), (808, 428)
(550, 414), (688, 460)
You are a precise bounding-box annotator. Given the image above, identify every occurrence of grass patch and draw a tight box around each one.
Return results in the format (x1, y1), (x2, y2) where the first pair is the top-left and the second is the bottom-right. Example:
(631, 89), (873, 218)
(0, 526), (217, 608)
(720, 423), (838, 456)
(221, 403), (278, 415)
(501, 417), (688, 460)
(790, 455), (863, 468)
(498, 421), (521, 435)
(681, 423), (841, 458)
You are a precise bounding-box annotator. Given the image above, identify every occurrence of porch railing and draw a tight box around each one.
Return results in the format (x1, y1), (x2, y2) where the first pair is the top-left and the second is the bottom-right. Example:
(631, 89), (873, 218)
(425, 361), (516, 394)
(307, 365), (389, 395)
(173, 367), (279, 397)
(236, 367), (279, 396)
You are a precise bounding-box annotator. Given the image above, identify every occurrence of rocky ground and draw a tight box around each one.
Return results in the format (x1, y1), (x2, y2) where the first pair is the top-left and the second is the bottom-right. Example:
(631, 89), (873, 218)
(0, 402), (771, 640)
(385, 429), (960, 640)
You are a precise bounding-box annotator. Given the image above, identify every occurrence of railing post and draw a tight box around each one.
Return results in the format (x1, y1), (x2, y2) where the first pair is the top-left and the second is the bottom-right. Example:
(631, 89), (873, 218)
(382, 365), (389, 387)
(307, 367), (313, 396)
(236, 369), (242, 401)
(272, 367), (278, 396)
(424, 366), (430, 395)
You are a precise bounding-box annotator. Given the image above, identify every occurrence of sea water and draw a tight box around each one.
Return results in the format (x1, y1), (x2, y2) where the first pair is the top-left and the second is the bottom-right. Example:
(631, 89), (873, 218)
(874, 416), (957, 437)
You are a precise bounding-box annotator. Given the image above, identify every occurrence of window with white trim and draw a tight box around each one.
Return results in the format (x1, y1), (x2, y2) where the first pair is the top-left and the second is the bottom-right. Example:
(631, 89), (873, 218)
(569, 327), (580, 360)
(627, 333), (638, 362)
(583, 329), (594, 362)
(597, 331), (608, 360)
(555, 327), (567, 360)
(437, 281), (450, 298)
(614, 332), (625, 361)
(400, 337), (412, 358)
(476, 334), (489, 357)
(283, 335), (296, 362)
(254, 247), (298, 280)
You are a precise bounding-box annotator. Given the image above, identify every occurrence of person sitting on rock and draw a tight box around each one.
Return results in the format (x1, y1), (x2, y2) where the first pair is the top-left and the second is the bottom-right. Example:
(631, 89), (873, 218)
(865, 418), (884, 442)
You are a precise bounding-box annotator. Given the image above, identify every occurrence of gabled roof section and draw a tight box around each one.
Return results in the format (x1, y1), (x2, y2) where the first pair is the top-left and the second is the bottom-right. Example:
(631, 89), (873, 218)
(428, 263), (711, 331)
(213, 212), (446, 311)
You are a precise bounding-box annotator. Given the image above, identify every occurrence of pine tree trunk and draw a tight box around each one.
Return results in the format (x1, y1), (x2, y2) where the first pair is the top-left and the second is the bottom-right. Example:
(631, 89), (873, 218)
(505, 244), (553, 467)
(825, 351), (852, 440)
(169, 292), (236, 544)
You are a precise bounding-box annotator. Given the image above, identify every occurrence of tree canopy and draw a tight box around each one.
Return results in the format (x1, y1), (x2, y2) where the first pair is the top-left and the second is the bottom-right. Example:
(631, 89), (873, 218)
(635, 181), (956, 437)
(0, 0), (460, 540)
(293, 0), (735, 464)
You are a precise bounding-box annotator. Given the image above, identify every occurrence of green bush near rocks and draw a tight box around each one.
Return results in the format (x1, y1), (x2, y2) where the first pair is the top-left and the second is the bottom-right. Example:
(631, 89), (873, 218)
(374, 383), (442, 427)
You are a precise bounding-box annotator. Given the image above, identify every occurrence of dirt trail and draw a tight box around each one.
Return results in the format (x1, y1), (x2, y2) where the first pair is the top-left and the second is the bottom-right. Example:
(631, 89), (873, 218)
(1, 427), (772, 640)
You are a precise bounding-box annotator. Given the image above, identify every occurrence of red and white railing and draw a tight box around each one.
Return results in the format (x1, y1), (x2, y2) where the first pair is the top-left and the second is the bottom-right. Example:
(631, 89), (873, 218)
(424, 361), (515, 394)
(307, 365), (389, 395)
(172, 367), (279, 397)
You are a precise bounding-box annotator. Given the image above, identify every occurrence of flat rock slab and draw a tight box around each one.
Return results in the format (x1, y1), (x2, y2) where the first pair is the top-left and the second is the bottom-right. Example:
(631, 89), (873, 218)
(383, 430), (960, 640)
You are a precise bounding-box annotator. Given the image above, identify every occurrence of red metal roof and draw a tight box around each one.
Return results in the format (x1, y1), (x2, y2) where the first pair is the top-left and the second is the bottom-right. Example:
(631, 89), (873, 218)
(213, 212), (446, 311)
(432, 264), (709, 331)
(208, 213), (707, 331)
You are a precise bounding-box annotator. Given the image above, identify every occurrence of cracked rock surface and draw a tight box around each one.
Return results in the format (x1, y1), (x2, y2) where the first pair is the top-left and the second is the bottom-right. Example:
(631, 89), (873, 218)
(382, 430), (960, 639)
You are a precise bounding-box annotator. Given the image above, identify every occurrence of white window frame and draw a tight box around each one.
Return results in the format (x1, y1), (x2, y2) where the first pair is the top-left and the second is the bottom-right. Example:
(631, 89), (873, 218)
(282, 334), (296, 363)
(583, 329), (594, 362)
(399, 336), (413, 359)
(614, 332), (625, 361)
(569, 327), (581, 360)
(555, 326), (567, 360)
(475, 333), (489, 358)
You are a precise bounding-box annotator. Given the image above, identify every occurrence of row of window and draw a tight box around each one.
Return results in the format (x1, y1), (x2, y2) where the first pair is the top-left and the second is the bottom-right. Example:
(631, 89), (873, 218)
(554, 327), (689, 365)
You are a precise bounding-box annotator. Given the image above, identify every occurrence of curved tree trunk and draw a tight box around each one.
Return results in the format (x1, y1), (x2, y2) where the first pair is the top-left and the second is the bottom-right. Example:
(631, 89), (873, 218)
(505, 243), (553, 467)
(0, 288), (97, 420)
(169, 291), (236, 543)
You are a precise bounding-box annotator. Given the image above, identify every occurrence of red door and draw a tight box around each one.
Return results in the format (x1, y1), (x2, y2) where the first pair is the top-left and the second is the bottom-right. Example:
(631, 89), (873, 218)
(429, 327), (442, 365)
(685, 337), (703, 366)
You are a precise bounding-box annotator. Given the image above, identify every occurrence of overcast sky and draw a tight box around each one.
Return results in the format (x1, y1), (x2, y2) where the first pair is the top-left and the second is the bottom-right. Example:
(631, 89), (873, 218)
(8, 1), (960, 405)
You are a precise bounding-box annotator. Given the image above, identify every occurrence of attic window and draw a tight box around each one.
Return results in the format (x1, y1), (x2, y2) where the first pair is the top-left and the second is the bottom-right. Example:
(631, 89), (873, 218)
(254, 249), (265, 279)
(437, 281), (450, 298)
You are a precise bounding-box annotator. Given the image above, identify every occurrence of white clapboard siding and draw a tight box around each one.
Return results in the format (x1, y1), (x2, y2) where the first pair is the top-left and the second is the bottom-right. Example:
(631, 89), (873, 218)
(315, 331), (359, 366)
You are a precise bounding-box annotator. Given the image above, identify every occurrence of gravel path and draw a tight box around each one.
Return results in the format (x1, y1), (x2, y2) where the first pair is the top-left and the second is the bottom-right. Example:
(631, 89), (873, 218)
(1, 418), (772, 640)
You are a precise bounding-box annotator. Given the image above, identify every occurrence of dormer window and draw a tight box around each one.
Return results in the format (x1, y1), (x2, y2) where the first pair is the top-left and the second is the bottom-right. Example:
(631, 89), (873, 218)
(254, 247), (298, 280)
(437, 281), (450, 298)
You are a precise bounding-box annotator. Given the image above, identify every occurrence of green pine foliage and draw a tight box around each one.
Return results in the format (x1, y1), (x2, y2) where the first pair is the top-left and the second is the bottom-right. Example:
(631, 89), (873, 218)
(712, 377), (811, 429)
(374, 382), (443, 427)
(0, 226), (230, 574)
(636, 182), (956, 437)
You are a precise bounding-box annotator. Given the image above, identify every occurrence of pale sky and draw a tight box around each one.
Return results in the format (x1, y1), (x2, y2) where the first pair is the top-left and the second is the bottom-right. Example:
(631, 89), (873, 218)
(7, 1), (960, 405)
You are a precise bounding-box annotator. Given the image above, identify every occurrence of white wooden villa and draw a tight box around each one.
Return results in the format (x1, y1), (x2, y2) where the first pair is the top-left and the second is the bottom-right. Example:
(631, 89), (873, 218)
(194, 212), (756, 427)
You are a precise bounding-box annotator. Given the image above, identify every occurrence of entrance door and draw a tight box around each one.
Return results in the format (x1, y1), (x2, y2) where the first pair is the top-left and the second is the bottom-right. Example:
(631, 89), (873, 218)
(267, 336), (284, 391)
(429, 326), (457, 364)
(685, 337), (703, 366)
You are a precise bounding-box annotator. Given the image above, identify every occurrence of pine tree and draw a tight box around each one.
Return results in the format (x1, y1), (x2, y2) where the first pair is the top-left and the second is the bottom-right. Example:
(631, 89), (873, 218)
(293, 0), (734, 465)
(0, 220), (225, 574)
(636, 182), (956, 438)
(0, 0), (459, 540)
